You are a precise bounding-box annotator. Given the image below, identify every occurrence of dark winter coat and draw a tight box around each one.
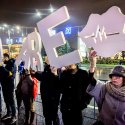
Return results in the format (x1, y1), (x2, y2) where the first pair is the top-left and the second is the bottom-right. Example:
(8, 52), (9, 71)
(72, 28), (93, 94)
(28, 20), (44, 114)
(0, 58), (16, 92)
(34, 65), (60, 118)
(60, 68), (92, 112)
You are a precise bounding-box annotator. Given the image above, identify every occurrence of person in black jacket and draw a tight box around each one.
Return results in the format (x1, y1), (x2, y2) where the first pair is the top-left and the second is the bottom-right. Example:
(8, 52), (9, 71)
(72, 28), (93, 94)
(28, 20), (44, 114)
(60, 50), (97, 125)
(0, 53), (17, 124)
(31, 63), (60, 125)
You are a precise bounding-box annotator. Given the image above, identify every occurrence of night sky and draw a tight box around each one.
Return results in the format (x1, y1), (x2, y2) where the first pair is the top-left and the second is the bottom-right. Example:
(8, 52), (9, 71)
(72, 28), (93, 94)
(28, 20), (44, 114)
(0, 0), (125, 27)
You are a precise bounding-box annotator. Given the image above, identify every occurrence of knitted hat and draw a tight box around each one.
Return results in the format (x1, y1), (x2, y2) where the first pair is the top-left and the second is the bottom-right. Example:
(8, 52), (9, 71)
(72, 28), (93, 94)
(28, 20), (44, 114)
(109, 66), (125, 78)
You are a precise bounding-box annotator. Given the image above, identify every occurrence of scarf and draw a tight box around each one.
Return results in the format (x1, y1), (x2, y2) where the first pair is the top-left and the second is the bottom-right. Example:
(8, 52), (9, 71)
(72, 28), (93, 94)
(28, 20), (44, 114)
(106, 82), (125, 102)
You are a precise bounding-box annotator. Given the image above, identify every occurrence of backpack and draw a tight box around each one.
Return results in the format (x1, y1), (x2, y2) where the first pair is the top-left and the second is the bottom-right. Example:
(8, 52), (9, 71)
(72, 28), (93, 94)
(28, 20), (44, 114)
(31, 77), (38, 99)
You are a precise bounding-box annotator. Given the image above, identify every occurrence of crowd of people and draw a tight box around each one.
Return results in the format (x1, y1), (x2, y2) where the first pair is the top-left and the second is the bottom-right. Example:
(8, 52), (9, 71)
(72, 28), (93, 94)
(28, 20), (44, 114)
(0, 51), (125, 125)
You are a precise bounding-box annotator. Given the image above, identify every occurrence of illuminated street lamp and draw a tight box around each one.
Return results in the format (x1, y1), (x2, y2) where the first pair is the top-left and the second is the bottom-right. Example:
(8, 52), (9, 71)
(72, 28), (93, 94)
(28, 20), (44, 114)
(16, 26), (21, 30)
(49, 4), (54, 13)
(36, 11), (41, 17)
(36, 9), (42, 18)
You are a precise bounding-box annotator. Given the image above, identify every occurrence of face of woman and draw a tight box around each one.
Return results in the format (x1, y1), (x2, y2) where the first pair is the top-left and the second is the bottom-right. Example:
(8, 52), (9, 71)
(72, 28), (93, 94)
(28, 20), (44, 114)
(111, 76), (124, 88)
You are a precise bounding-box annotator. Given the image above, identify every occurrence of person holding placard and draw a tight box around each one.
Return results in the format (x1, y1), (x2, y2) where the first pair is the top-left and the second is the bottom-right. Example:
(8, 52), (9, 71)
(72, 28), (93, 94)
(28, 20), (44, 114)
(87, 57), (125, 125)
(59, 50), (96, 125)
(20, 69), (38, 125)
(30, 59), (60, 125)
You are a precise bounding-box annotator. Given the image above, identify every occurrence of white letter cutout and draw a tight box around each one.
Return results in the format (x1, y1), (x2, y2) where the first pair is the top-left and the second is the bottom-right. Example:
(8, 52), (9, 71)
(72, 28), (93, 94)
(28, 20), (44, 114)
(37, 6), (82, 68)
(15, 31), (44, 71)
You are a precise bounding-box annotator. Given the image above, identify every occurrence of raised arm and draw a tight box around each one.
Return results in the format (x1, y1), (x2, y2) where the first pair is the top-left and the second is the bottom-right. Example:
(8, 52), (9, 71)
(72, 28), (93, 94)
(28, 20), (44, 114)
(88, 50), (97, 86)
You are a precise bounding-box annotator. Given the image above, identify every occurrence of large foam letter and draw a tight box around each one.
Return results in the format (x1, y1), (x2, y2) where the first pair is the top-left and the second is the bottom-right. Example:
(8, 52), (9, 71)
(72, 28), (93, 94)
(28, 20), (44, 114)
(15, 37), (30, 68)
(27, 31), (44, 71)
(37, 6), (82, 68)
(15, 31), (44, 71)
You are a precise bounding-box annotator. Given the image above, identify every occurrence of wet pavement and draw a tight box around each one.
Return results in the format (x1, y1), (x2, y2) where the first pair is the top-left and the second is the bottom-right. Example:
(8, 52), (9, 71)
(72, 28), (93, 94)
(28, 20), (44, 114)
(0, 72), (99, 125)
(0, 93), (98, 125)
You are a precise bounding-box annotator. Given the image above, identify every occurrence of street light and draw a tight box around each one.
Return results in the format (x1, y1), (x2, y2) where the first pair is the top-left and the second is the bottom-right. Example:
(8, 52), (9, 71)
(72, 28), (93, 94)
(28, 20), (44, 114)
(36, 9), (42, 18)
(16, 26), (21, 30)
(3, 24), (8, 28)
(36, 11), (41, 17)
(49, 4), (54, 13)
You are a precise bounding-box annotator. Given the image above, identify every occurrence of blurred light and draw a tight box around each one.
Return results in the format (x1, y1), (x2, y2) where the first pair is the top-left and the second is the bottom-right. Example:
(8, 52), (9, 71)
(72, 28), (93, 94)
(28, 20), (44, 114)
(22, 33), (24, 37)
(16, 26), (21, 30)
(11, 28), (14, 31)
(36, 11), (41, 17)
(6, 38), (13, 44)
(50, 7), (54, 13)
(49, 4), (55, 13)
(3, 24), (8, 28)
(36, 9), (42, 17)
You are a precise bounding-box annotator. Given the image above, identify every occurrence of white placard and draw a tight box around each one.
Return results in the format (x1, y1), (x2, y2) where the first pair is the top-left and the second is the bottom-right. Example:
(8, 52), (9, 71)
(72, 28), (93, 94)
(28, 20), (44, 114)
(37, 6), (82, 68)
(79, 6), (125, 57)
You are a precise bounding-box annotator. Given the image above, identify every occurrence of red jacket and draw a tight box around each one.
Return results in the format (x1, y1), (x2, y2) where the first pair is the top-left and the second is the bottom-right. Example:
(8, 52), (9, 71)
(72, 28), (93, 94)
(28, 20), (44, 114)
(32, 77), (38, 99)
